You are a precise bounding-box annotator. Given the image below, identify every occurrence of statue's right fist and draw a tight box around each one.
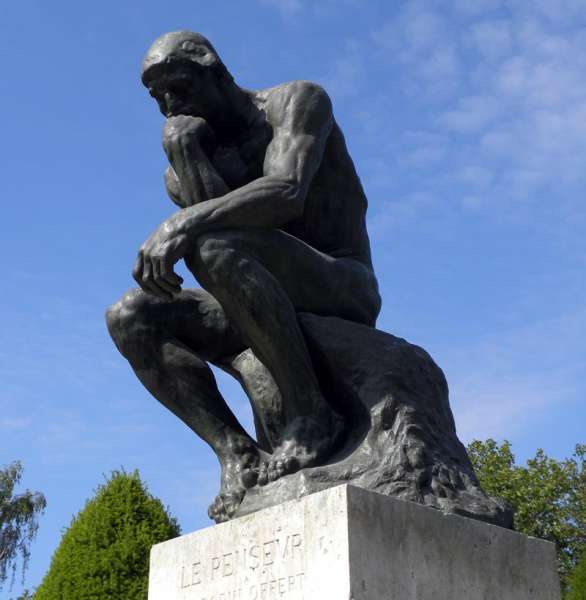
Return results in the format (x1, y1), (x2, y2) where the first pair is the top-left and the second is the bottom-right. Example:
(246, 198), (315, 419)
(163, 115), (216, 157)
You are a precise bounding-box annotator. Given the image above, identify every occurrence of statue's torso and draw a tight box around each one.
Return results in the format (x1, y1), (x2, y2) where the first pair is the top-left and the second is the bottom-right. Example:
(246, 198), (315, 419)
(211, 82), (375, 270)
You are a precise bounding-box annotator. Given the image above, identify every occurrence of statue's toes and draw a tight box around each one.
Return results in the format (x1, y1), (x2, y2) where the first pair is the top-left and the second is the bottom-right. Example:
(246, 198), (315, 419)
(267, 459), (280, 482)
(207, 495), (226, 523)
(263, 455), (303, 483)
(258, 463), (269, 486)
(208, 491), (243, 524)
(269, 458), (289, 482)
(284, 455), (300, 473)
(241, 467), (258, 488)
(223, 490), (245, 517)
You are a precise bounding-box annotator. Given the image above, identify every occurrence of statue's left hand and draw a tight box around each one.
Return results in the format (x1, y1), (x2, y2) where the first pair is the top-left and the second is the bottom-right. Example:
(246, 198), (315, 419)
(132, 214), (188, 299)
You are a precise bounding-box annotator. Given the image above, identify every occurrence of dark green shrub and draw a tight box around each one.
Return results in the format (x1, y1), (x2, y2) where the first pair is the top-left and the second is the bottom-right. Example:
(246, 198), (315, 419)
(35, 470), (180, 599)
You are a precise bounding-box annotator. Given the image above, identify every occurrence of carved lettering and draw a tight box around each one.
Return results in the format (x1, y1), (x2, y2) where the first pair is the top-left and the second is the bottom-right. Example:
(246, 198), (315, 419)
(211, 556), (221, 580)
(248, 572), (304, 599)
(291, 534), (302, 556)
(249, 544), (261, 570)
(223, 553), (234, 577)
(262, 541), (274, 566)
(177, 533), (305, 594)
(192, 561), (202, 585)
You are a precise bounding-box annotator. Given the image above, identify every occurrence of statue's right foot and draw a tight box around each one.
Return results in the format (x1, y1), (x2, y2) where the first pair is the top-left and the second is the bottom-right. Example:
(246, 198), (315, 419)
(257, 413), (345, 485)
(208, 489), (246, 524)
(207, 437), (260, 523)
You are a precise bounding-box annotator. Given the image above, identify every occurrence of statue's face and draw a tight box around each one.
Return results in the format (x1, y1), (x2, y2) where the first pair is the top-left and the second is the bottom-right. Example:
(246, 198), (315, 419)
(145, 63), (224, 120)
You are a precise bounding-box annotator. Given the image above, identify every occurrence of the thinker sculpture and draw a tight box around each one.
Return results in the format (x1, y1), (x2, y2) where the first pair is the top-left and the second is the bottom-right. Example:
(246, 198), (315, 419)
(107, 31), (512, 527)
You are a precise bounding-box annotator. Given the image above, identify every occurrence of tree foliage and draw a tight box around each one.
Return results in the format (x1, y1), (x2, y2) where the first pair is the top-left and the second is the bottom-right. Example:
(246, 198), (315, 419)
(468, 440), (586, 590)
(11, 590), (34, 600)
(35, 470), (180, 600)
(0, 461), (46, 591)
(566, 550), (586, 600)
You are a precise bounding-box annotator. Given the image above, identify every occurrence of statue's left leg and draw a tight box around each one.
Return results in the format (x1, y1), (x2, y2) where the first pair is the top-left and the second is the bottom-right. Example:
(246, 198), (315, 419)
(186, 228), (381, 482)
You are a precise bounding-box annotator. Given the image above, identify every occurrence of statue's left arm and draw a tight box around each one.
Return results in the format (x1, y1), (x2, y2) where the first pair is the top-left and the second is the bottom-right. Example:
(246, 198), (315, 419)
(134, 82), (334, 299)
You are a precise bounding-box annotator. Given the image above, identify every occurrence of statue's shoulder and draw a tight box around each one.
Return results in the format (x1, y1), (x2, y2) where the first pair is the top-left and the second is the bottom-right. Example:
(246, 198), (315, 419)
(256, 81), (332, 124)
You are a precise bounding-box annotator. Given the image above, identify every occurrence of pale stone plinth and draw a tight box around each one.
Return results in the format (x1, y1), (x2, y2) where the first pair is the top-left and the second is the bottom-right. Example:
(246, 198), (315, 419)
(148, 485), (561, 600)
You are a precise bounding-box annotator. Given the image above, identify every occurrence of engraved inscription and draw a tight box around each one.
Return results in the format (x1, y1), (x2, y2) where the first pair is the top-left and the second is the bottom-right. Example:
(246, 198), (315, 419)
(178, 533), (304, 598)
(248, 572), (304, 598)
(177, 572), (304, 600)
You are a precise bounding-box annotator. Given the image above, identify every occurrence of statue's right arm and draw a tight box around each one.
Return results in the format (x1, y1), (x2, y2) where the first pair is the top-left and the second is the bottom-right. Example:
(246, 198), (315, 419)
(164, 166), (187, 208)
(162, 116), (230, 207)
(165, 82), (333, 236)
(132, 83), (333, 299)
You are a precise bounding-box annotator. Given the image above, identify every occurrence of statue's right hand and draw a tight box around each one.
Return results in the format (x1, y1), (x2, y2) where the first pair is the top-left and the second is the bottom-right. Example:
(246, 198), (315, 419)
(163, 115), (216, 158)
(132, 212), (189, 300)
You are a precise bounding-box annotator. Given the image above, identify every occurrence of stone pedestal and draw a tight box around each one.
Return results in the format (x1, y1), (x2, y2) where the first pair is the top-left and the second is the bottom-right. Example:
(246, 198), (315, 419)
(149, 485), (561, 600)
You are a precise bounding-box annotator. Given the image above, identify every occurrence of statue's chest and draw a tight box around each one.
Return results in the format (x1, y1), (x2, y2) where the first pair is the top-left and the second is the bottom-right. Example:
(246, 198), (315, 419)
(212, 125), (271, 190)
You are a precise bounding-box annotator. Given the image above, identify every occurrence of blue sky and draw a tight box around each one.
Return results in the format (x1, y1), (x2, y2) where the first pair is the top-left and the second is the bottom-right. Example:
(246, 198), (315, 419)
(2, 0), (585, 595)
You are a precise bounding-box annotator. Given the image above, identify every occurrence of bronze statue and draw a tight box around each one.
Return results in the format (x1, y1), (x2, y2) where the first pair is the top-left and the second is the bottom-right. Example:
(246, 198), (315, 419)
(107, 31), (512, 528)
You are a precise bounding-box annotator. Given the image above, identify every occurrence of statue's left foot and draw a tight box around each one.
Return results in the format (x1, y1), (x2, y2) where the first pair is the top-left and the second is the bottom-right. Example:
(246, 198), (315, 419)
(258, 413), (345, 485)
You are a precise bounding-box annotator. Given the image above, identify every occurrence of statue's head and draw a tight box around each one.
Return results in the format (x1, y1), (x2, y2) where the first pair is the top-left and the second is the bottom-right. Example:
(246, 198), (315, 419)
(141, 31), (233, 119)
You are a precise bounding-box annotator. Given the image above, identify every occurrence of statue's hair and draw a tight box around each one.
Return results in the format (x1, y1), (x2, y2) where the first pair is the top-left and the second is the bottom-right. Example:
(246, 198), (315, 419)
(141, 31), (233, 85)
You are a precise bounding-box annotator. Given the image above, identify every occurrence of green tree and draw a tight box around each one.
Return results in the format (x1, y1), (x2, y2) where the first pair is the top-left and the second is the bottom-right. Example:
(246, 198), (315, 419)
(0, 461), (46, 591)
(566, 550), (586, 600)
(11, 590), (34, 600)
(468, 440), (586, 590)
(35, 470), (180, 600)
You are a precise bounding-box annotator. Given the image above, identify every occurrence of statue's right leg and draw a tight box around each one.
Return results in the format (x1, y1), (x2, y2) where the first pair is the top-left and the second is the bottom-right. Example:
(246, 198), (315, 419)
(106, 287), (259, 521)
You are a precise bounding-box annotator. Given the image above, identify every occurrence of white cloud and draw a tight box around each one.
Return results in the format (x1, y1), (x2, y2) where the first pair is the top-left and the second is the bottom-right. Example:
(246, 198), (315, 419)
(322, 41), (366, 98)
(455, 378), (554, 442)
(367, 2), (586, 208)
(466, 20), (513, 61)
(259, 0), (302, 17)
(454, 165), (494, 189)
(400, 8), (447, 56)
(0, 417), (32, 431)
(452, 0), (504, 16)
(447, 307), (586, 441)
(312, 0), (365, 17)
(367, 191), (438, 238)
(402, 144), (446, 168)
(372, 5), (446, 53)
(532, 0), (586, 24)
(417, 44), (460, 85)
(438, 95), (501, 133)
(258, 0), (367, 19)
(479, 129), (514, 156)
(372, 5), (460, 90)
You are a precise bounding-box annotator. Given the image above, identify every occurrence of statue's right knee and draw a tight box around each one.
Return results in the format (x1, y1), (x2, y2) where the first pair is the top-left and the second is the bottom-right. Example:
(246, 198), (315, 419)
(106, 289), (158, 359)
(190, 231), (239, 285)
